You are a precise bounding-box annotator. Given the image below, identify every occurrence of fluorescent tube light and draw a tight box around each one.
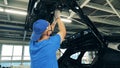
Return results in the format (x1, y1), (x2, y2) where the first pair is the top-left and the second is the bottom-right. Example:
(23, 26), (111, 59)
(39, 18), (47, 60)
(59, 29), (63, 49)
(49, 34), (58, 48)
(61, 18), (72, 23)
(5, 9), (27, 15)
(4, 0), (8, 5)
(0, 7), (4, 12)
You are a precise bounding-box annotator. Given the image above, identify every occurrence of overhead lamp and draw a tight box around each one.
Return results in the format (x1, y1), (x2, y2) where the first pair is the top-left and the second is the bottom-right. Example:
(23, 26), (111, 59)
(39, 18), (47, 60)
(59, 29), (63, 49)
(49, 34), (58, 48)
(61, 18), (72, 23)
(5, 9), (27, 15)
(0, 7), (4, 12)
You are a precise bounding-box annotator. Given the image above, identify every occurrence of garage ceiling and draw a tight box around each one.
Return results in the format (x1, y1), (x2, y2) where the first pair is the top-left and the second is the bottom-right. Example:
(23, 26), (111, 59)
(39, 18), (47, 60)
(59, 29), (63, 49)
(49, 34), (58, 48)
(0, 0), (120, 44)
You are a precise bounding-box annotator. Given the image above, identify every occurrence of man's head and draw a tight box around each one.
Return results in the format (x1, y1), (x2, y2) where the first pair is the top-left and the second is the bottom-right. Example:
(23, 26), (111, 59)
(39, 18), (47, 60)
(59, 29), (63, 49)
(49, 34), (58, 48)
(31, 19), (52, 41)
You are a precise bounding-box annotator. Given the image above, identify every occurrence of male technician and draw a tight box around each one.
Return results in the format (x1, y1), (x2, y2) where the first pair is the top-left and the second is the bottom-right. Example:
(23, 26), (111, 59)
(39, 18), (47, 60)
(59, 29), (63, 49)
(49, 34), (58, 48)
(29, 10), (66, 68)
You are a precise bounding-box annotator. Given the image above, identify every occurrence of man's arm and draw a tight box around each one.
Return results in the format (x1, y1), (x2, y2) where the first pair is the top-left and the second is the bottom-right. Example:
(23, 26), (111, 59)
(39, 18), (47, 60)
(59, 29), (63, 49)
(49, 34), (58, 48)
(50, 18), (57, 31)
(57, 17), (66, 42)
(53, 10), (66, 42)
(50, 10), (61, 31)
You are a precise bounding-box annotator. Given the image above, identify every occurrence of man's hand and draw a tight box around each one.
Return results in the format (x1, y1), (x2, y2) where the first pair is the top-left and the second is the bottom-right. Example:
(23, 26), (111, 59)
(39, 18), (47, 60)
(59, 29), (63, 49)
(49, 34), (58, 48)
(55, 10), (61, 19)
(50, 19), (57, 31)
(50, 10), (61, 31)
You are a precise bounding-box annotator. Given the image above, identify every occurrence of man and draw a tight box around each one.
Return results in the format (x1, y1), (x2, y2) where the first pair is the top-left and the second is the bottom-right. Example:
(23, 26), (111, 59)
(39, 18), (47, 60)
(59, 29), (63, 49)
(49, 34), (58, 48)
(29, 10), (66, 68)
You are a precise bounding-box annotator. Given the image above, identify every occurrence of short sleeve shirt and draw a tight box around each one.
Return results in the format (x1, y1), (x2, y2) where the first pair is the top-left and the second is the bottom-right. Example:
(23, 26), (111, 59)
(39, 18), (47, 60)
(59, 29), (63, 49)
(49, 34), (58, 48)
(29, 34), (61, 68)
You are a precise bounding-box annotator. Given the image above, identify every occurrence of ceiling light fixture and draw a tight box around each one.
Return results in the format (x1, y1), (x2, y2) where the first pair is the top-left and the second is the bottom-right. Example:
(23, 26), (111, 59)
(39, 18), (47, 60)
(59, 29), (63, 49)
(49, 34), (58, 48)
(61, 18), (72, 23)
(0, 7), (4, 12)
(5, 9), (27, 15)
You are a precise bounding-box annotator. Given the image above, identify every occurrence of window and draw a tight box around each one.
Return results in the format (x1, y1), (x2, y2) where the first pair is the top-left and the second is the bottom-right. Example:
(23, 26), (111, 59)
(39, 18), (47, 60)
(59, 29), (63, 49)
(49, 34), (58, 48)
(70, 52), (80, 60)
(1, 45), (13, 60)
(81, 51), (96, 64)
(1, 44), (30, 66)
(60, 49), (67, 56)
(2, 45), (13, 56)
(1, 57), (11, 60)
(24, 46), (30, 60)
(13, 46), (22, 60)
(13, 46), (22, 56)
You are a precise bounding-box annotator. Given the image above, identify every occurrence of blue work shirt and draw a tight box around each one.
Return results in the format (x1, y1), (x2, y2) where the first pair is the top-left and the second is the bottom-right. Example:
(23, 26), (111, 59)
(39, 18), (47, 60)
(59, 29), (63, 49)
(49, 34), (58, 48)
(29, 34), (61, 68)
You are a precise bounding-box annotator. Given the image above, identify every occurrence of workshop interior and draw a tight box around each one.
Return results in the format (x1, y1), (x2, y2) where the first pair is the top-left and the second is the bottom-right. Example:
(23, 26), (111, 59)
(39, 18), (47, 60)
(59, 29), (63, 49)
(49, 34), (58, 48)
(0, 0), (120, 68)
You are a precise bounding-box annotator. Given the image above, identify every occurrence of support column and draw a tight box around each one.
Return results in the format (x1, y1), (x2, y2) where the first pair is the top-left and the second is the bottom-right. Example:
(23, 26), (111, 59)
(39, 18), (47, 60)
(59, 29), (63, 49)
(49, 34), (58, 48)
(21, 45), (25, 65)
(0, 44), (2, 65)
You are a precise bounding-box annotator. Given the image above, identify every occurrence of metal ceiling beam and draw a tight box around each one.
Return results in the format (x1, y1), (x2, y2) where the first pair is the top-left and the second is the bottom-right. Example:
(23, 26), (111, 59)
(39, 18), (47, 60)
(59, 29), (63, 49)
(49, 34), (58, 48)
(90, 15), (117, 17)
(4, 0), (11, 21)
(98, 28), (120, 35)
(0, 24), (24, 29)
(108, 43), (120, 51)
(68, 0), (90, 19)
(99, 26), (120, 30)
(0, 30), (25, 33)
(0, 35), (29, 39)
(67, 31), (76, 34)
(106, 0), (120, 18)
(0, 4), (27, 11)
(67, 14), (120, 27)
(67, 26), (120, 36)
(0, 21), (24, 26)
(0, 33), (23, 37)
(17, 0), (29, 3)
(80, 0), (90, 8)
(1, 18), (119, 32)
(65, 23), (87, 29)
(85, 2), (120, 14)
(0, 19), (24, 24)
(0, 39), (28, 45)
(0, 26), (24, 31)
(88, 16), (120, 26)
(0, 20), (24, 31)
(62, 13), (120, 27)
(23, 31), (27, 41)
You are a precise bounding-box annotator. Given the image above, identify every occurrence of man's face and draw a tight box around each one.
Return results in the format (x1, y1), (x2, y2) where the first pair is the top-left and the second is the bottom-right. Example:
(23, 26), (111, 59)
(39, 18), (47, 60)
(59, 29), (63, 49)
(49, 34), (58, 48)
(47, 24), (52, 32)
(44, 24), (52, 36)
